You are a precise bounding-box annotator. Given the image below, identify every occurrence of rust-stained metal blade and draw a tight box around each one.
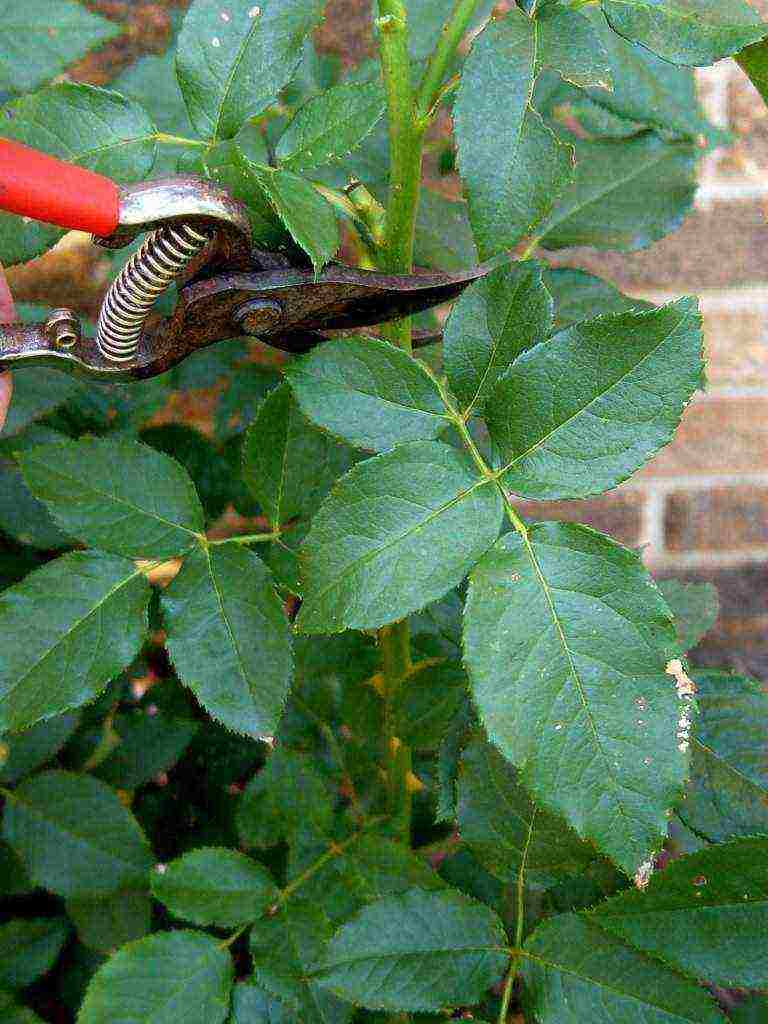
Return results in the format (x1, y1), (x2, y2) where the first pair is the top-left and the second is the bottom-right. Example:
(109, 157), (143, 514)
(0, 254), (510, 381)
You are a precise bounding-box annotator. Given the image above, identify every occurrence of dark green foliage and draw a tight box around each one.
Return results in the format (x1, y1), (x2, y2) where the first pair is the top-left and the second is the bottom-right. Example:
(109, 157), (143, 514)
(0, 1), (766, 1021)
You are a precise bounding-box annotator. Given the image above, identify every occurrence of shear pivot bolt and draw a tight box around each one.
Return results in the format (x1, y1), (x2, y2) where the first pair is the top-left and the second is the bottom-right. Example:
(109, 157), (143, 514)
(232, 299), (283, 336)
(45, 308), (81, 350)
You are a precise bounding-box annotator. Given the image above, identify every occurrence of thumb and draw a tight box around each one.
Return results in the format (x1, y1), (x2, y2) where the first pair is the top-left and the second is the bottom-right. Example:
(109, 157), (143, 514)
(0, 263), (15, 431)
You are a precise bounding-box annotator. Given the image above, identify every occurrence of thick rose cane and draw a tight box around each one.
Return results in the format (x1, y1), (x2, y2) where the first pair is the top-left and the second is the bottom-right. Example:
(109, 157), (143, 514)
(0, 265), (14, 429)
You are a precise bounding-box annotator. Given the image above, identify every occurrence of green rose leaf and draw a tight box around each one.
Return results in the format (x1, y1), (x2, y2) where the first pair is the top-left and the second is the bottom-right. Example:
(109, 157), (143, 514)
(679, 671), (768, 842)
(151, 847), (278, 927)
(243, 382), (359, 529)
(286, 832), (446, 928)
(0, 918), (68, 989)
(231, 981), (290, 1024)
(580, 7), (712, 138)
(312, 889), (508, 1012)
(521, 913), (724, 1023)
(78, 930), (233, 1024)
(658, 580), (719, 651)
(392, 662), (468, 751)
(237, 747), (334, 850)
(444, 261), (553, 416)
(2, 770), (153, 898)
(285, 338), (449, 453)
(0, 0), (119, 94)
(487, 299), (703, 500)
(602, 0), (768, 67)
(738, 39), (768, 109)
(458, 733), (597, 885)
(245, 164), (340, 274)
(66, 889), (151, 954)
(251, 899), (353, 1024)
(296, 442), (504, 634)
(413, 190), (478, 272)
(162, 544), (293, 739)
(93, 708), (199, 791)
(176, 0), (325, 142)
(2, 371), (79, 438)
(544, 268), (652, 330)
(464, 523), (686, 875)
(19, 439), (205, 559)
(455, 9), (573, 258)
(0, 711), (80, 785)
(592, 836), (768, 987)
(276, 82), (386, 172)
(182, 139), (291, 250)
(536, 132), (698, 252)
(0, 83), (156, 265)
(0, 426), (73, 550)
(0, 551), (150, 733)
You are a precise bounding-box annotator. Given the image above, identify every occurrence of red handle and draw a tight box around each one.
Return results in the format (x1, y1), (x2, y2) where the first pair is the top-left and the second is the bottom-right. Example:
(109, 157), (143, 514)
(0, 139), (120, 237)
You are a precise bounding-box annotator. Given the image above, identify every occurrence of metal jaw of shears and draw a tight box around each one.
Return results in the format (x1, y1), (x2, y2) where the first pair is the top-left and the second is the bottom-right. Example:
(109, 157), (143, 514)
(0, 144), (503, 383)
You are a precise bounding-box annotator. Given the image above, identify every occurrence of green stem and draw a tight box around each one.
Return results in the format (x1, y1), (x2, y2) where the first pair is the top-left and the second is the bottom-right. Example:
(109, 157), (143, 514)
(154, 132), (208, 148)
(377, 0), (424, 352)
(379, 621), (413, 841)
(209, 532), (280, 546)
(416, 0), (484, 121)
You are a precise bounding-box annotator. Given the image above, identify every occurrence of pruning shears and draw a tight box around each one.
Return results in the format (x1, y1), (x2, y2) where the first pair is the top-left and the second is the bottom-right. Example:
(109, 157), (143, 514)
(0, 140), (501, 383)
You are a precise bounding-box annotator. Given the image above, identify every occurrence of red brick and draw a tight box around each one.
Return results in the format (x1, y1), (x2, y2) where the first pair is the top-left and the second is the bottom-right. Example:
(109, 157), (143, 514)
(544, 201), (768, 292)
(665, 487), (768, 551)
(516, 493), (644, 547)
(637, 397), (768, 478)
(703, 307), (768, 386)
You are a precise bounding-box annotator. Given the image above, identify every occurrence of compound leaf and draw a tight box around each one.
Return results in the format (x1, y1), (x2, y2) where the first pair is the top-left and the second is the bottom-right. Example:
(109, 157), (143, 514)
(19, 438), (205, 560)
(0, 551), (150, 733)
(2, 770), (153, 898)
(176, 0), (325, 142)
(488, 299), (703, 500)
(602, 0), (768, 67)
(521, 913), (724, 1023)
(592, 837), (768, 987)
(285, 338), (449, 453)
(464, 523), (686, 876)
(312, 889), (508, 1012)
(444, 261), (553, 416)
(78, 930), (233, 1024)
(152, 847), (278, 927)
(296, 442), (504, 634)
(162, 544), (292, 739)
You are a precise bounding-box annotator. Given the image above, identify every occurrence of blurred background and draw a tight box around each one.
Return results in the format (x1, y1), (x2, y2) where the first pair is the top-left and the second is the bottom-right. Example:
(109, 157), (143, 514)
(6, 0), (768, 678)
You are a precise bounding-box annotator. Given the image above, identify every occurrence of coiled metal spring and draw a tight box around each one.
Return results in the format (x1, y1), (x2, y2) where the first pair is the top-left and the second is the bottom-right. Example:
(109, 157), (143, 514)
(97, 222), (210, 363)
